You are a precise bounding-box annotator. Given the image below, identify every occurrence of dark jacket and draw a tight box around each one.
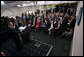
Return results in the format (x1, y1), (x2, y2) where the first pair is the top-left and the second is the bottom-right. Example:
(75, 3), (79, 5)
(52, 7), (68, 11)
(7, 27), (23, 48)
(69, 19), (76, 29)
(53, 21), (58, 28)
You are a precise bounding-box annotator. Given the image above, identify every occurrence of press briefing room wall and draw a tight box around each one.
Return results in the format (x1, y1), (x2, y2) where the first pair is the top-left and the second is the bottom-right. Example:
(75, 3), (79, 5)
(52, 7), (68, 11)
(70, 1), (83, 56)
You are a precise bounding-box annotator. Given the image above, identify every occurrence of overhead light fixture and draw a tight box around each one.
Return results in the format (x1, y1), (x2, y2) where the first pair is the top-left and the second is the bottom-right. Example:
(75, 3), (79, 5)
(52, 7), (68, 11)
(17, 5), (21, 7)
(37, 1), (45, 4)
(22, 4), (27, 6)
(26, 12), (29, 14)
(31, 3), (34, 5)
(22, 4), (31, 6)
(1, 1), (5, 5)
(17, 5), (24, 7)
(37, 1), (45, 5)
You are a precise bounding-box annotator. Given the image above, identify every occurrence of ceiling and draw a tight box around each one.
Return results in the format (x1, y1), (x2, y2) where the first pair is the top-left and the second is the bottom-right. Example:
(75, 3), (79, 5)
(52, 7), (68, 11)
(1, 1), (78, 8)
(1, 1), (38, 7)
(2, 1), (38, 5)
(4, 1), (16, 3)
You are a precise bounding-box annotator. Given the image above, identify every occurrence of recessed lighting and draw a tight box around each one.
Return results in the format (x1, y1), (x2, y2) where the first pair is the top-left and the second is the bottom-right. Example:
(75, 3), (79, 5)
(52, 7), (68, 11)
(22, 4), (27, 6)
(37, 1), (45, 4)
(17, 5), (24, 7)
(17, 5), (21, 7)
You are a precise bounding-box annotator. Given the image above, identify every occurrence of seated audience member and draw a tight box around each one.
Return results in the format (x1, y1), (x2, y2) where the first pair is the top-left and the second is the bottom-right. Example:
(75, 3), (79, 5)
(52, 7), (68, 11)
(44, 10), (47, 18)
(40, 18), (45, 32)
(59, 17), (63, 25)
(21, 13), (26, 26)
(9, 17), (15, 26)
(31, 18), (36, 31)
(44, 19), (50, 34)
(21, 13), (24, 20)
(35, 13), (38, 27)
(27, 19), (33, 32)
(53, 18), (58, 29)
(21, 13), (25, 20)
(28, 19), (32, 27)
(62, 28), (73, 40)
(32, 18), (35, 26)
(18, 19), (25, 27)
(25, 12), (28, 26)
(64, 13), (69, 18)
(60, 12), (64, 18)
(55, 20), (61, 29)
(62, 7), (65, 14)
(51, 18), (58, 35)
(31, 12), (35, 24)
(61, 17), (68, 32)
(36, 18), (41, 30)
(14, 20), (20, 31)
(69, 14), (76, 29)
(73, 8), (76, 14)
(48, 19), (54, 35)
(53, 20), (61, 38)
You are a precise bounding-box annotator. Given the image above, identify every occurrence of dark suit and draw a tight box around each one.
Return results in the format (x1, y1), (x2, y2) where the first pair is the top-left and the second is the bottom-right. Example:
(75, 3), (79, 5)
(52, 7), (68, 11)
(61, 17), (68, 32)
(69, 19), (76, 29)
(44, 22), (50, 34)
(7, 27), (23, 49)
(51, 21), (59, 37)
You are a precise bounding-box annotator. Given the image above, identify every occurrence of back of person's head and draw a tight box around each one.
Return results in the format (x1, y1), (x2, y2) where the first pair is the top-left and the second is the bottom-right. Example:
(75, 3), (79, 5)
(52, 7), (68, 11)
(1, 16), (10, 32)
(25, 12), (27, 15)
(51, 19), (53, 22)
(22, 13), (24, 16)
(16, 16), (20, 19)
(35, 12), (37, 15)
